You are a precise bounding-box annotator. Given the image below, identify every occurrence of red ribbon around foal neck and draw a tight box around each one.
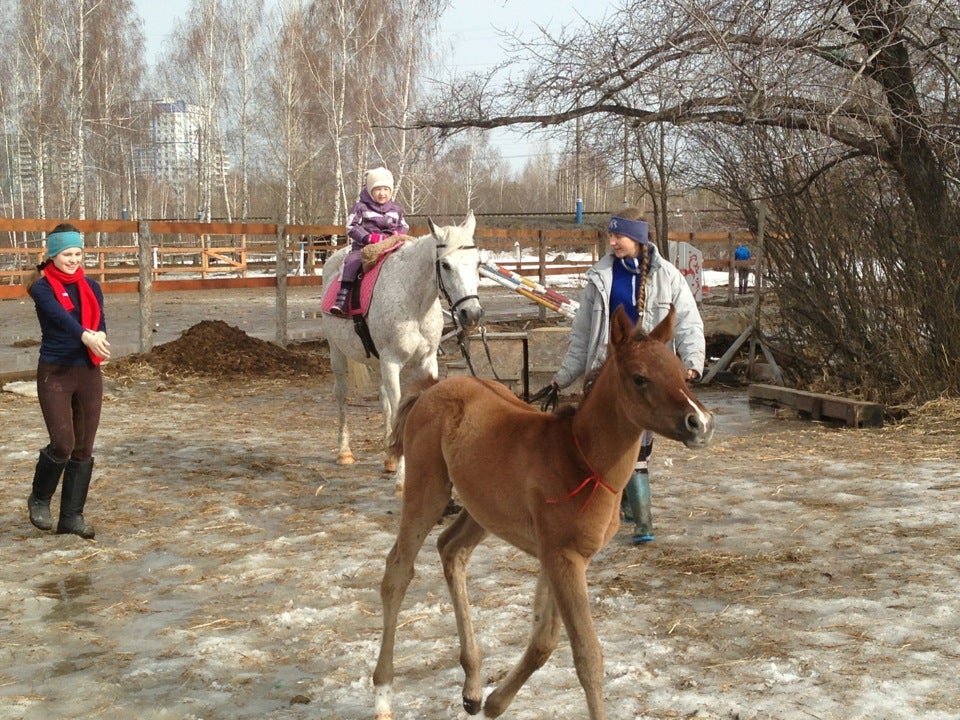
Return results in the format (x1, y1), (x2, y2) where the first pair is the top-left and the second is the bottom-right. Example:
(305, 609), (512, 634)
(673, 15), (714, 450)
(546, 432), (618, 515)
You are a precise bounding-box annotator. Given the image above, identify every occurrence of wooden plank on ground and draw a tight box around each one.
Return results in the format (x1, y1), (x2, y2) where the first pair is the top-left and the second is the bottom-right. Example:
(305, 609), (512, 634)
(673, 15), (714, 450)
(748, 383), (884, 428)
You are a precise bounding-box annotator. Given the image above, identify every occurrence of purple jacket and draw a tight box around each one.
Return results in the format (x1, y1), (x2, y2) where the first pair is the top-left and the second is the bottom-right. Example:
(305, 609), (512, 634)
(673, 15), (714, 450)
(346, 188), (409, 245)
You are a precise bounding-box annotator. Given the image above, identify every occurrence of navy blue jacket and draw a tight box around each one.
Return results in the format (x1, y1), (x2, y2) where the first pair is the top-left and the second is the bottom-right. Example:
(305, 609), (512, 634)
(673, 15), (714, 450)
(29, 277), (107, 367)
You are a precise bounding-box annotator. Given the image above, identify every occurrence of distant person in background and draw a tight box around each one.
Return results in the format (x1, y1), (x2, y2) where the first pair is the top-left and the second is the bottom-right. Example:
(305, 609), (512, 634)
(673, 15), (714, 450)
(734, 242), (752, 295)
(26, 223), (110, 539)
(534, 207), (705, 545)
(329, 166), (409, 317)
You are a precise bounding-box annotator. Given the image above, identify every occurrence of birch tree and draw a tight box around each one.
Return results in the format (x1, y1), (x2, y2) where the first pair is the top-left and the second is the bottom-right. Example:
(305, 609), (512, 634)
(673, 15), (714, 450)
(223, 0), (264, 221)
(259, 0), (311, 224)
(160, 0), (231, 220)
(15, 0), (61, 219)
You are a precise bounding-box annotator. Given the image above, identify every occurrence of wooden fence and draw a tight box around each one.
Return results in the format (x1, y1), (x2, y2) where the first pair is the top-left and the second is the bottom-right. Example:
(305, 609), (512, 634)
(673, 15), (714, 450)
(2, 219), (754, 283)
(1, 218), (756, 347)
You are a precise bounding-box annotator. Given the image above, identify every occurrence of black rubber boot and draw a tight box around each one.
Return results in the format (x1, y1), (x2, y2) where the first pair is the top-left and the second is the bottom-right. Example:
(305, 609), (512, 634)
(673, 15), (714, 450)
(329, 283), (352, 317)
(57, 457), (95, 539)
(28, 447), (67, 531)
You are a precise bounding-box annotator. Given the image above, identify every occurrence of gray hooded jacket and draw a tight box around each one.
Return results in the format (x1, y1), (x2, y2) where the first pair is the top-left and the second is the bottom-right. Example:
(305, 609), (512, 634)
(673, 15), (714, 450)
(554, 246), (705, 389)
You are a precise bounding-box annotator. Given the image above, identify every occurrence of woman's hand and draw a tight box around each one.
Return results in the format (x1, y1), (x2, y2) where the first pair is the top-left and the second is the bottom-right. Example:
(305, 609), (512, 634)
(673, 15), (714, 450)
(82, 330), (111, 360)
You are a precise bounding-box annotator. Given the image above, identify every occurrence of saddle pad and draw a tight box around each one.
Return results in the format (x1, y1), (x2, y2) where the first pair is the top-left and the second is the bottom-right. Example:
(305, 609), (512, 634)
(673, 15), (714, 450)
(361, 234), (407, 270)
(321, 241), (406, 317)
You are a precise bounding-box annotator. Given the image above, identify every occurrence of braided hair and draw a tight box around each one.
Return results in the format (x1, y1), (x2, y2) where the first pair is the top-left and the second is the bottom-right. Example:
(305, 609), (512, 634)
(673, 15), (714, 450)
(616, 207), (652, 320)
(635, 242), (652, 319)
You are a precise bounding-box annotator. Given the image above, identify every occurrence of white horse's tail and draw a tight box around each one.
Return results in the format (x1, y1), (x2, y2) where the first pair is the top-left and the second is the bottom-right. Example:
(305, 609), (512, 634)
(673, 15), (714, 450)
(346, 358), (374, 390)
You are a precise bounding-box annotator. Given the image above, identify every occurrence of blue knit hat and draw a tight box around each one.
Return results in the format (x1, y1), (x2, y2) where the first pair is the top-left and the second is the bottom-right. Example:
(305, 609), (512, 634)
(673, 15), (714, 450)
(45, 230), (84, 259)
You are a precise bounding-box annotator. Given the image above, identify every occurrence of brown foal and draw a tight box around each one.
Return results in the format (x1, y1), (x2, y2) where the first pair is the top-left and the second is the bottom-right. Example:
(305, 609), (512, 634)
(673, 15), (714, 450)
(373, 306), (715, 719)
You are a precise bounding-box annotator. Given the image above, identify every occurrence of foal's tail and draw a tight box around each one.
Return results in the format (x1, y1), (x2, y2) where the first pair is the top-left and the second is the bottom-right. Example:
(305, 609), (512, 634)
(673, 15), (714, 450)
(387, 376), (439, 459)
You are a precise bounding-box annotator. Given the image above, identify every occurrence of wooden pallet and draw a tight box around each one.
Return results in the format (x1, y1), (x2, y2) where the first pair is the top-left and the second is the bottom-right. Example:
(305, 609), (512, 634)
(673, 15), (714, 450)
(748, 383), (884, 428)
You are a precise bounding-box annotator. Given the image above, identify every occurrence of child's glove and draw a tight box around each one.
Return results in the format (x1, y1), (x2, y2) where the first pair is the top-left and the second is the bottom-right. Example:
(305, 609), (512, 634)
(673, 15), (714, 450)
(367, 233), (384, 245)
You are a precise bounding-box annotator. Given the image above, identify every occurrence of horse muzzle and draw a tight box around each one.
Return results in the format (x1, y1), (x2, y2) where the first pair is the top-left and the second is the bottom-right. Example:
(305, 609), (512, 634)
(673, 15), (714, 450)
(682, 409), (715, 448)
(453, 297), (484, 332)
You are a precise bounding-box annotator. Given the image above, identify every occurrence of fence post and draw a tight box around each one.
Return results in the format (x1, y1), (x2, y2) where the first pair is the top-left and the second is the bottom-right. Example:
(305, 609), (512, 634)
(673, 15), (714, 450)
(537, 230), (547, 322)
(97, 245), (106, 284)
(275, 224), (288, 348)
(727, 231), (736, 305)
(137, 221), (154, 353)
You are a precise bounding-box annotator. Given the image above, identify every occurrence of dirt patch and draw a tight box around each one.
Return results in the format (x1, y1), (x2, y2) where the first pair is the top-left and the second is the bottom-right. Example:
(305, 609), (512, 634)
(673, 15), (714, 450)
(105, 320), (330, 381)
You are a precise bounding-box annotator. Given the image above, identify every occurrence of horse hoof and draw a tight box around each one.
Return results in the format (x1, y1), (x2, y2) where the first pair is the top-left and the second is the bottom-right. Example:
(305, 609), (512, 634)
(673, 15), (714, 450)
(394, 478), (404, 495)
(463, 696), (482, 715)
(383, 458), (398, 473)
(337, 453), (356, 465)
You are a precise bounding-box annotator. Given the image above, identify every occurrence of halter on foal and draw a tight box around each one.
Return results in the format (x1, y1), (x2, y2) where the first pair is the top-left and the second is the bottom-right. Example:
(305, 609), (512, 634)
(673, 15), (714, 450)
(373, 305), (715, 720)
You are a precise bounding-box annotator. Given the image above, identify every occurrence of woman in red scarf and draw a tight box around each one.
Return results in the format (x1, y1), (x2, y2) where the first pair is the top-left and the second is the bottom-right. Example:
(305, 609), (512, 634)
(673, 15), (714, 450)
(26, 223), (110, 539)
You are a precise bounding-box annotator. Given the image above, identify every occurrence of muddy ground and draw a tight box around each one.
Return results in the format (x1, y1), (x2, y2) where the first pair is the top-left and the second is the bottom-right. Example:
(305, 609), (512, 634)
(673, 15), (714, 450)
(1, 290), (958, 720)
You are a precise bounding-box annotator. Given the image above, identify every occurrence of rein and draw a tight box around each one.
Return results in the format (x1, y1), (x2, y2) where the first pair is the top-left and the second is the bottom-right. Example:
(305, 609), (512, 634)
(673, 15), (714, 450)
(435, 242), (501, 380)
(546, 432), (617, 514)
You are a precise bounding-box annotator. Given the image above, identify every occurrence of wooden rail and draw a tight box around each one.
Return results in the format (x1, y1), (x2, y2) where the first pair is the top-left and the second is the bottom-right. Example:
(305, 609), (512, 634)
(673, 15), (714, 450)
(748, 384), (884, 428)
(1, 217), (756, 299)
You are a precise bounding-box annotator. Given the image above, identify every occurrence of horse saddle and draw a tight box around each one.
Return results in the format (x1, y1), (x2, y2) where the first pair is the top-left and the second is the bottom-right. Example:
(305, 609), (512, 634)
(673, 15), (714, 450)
(321, 238), (407, 318)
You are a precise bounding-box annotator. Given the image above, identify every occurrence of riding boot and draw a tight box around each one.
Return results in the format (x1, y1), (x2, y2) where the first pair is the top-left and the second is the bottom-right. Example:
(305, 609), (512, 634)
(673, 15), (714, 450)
(329, 282), (353, 317)
(28, 446), (67, 531)
(624, 470), (654, 544)
(57, 457), (95, 539)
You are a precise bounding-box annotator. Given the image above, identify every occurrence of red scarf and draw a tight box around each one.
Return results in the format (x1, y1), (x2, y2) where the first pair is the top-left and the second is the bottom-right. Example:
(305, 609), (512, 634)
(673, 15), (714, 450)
(43, 264), (103, 366)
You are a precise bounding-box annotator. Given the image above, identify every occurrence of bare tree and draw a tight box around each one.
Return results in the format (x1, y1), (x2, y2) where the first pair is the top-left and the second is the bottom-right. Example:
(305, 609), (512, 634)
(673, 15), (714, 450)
(159, 0), (232, 220)
(73, 0), (145, 224)
(14, 0), (62, 219)
(223, 0), (264, 221)
(257, 0), (312, 224)
(413, 0), (960, 400)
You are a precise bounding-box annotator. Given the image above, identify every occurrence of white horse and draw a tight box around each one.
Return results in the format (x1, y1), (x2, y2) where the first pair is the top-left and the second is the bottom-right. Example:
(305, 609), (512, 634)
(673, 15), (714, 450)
(319, 212), (484, 489)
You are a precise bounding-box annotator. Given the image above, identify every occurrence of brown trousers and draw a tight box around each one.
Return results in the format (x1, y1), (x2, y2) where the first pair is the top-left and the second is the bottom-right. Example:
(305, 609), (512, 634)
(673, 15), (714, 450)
(36, 362), (103, 462)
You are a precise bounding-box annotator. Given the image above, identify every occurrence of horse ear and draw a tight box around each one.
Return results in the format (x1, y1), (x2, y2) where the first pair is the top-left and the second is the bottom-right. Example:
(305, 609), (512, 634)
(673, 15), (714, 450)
(610, 305), (634, 345)
(463, 210), (476, 235)
(645, 304), (676, 343)
(427, 218), (443, 239)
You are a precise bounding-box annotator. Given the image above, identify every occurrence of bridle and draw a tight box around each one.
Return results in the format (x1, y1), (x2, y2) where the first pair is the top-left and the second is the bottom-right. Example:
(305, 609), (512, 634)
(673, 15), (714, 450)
(435, 242), (480, 321)
(435, 241), (500, 379)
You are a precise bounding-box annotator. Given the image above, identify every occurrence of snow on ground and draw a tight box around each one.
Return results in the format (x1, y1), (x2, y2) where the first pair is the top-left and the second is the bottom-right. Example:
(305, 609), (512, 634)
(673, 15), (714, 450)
(2, 366), (958, 719)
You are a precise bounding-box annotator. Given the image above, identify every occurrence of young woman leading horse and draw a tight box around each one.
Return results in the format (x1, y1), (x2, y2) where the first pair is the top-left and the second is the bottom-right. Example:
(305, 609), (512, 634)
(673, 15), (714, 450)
(373, 305), (715, 720)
